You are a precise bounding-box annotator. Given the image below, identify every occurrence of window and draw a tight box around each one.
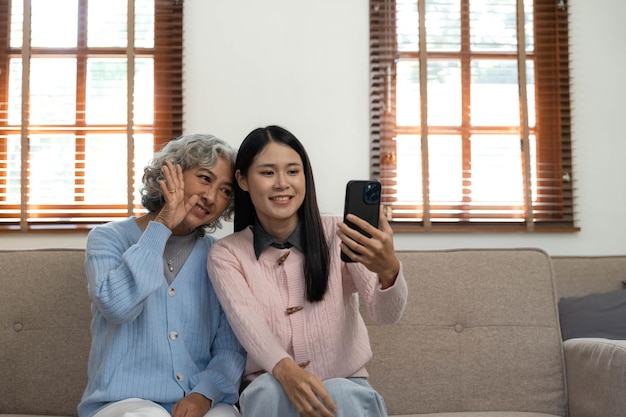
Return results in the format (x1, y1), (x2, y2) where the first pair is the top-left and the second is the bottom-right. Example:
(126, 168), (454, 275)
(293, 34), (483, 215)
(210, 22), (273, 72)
(0, 0), (183, 232)
(370, 0), (575, 232)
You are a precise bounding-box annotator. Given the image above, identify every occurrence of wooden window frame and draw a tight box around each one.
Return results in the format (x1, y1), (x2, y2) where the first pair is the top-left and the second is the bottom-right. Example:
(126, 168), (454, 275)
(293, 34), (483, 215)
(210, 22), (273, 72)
(370, 0), (576, 233)
(0, 0), (183, 233)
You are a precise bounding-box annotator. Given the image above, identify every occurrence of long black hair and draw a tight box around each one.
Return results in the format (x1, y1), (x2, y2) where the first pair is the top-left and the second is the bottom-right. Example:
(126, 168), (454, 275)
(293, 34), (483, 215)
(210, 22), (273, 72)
(234, 125), (330, 302)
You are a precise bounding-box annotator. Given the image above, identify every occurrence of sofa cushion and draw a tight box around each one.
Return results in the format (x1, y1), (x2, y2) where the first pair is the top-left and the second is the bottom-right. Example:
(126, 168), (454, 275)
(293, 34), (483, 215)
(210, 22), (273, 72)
(364, 249), (567, 416)
(0, 249), (91, 417)
(558, 289), (626, 340)
(402, 413), (562, 417)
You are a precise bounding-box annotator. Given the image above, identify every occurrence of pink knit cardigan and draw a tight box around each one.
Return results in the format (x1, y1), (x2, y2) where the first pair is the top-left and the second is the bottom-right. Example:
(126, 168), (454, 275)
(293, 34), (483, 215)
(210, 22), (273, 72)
(207, 215), (408, 381)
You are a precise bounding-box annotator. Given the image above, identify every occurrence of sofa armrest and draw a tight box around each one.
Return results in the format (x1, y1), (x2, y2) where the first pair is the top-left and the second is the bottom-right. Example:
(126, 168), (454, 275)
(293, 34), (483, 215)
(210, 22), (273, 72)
(564, 338), (626, 417)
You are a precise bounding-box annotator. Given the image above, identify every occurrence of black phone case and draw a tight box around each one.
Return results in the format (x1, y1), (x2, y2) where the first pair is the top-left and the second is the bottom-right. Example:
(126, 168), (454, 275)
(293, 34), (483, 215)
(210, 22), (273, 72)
(341, 180), (381, 262)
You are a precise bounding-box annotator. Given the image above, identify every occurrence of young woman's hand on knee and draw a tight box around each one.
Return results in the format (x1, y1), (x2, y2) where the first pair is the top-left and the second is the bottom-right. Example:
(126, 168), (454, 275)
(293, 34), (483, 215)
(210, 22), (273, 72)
(272, 358), (337, 417)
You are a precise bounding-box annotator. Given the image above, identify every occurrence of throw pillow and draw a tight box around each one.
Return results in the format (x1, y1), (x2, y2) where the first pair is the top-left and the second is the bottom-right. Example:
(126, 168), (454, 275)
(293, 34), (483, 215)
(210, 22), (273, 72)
(558, 289), (626, 341)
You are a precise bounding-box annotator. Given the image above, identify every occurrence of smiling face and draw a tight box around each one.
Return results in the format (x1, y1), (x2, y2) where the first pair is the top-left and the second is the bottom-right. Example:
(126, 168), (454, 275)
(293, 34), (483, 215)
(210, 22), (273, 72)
(236, 141), (305, 240)
(172, 155), (234, 235)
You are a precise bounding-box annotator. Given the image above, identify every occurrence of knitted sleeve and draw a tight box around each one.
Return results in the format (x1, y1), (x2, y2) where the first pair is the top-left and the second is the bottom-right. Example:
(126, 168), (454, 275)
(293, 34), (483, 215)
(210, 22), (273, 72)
(85, 220), (171, 324)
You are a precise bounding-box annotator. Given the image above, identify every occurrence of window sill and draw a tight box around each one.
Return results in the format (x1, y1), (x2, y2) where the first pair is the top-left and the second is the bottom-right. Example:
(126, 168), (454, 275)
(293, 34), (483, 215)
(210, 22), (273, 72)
(390, 222), (581, 233)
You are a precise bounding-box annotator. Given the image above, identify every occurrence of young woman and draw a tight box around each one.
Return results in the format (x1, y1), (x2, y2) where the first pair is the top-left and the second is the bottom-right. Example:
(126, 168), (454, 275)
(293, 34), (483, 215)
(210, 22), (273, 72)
(78, 134), (246, 417)
(207, 126), (407, 417)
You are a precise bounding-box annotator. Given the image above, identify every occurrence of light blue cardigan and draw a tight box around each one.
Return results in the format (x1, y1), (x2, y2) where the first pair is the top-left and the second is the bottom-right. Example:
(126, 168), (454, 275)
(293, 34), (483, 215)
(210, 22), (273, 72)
(78, 217), (245, 417)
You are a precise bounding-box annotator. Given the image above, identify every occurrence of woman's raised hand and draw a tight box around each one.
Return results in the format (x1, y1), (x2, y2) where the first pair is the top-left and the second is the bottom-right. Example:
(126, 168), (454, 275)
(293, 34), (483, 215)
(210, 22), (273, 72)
(154, 161), (198, 231)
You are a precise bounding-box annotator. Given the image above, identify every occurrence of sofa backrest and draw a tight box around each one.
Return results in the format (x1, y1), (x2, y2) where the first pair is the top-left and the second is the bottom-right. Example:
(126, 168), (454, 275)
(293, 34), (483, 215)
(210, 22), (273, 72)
(0, 249), (91, 417)
(552, 255), (626, 298)
(364, 248), (568, 416)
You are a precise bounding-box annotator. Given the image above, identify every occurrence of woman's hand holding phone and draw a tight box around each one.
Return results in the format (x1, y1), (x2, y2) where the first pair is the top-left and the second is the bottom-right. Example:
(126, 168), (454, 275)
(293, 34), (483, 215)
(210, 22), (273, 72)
(337, 206), (400, 289)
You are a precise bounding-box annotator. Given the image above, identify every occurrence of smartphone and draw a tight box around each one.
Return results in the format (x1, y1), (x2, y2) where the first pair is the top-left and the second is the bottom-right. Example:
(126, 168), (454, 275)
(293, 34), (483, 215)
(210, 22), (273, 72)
(341, 180), (382, 262)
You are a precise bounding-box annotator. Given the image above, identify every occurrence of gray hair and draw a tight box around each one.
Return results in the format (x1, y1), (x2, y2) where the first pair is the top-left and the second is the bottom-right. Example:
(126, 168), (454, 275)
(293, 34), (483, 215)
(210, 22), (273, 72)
(140, 133), (237, 234)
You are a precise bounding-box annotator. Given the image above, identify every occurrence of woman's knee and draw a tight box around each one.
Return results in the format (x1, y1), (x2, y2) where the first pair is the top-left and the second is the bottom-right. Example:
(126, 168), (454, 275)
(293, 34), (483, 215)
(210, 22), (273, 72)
(323, 378), (387, 417)
(93, 399), (170, 417)
(239, 374), (289, 409)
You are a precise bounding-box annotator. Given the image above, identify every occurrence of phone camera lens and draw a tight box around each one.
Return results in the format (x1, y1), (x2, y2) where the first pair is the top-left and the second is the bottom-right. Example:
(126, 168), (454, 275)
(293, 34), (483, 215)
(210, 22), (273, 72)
(364, 182), (381, 204)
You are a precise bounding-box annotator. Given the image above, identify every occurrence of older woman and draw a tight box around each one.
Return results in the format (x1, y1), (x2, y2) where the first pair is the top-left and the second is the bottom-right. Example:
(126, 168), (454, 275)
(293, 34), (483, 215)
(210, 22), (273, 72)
(78, 134), (245, 417)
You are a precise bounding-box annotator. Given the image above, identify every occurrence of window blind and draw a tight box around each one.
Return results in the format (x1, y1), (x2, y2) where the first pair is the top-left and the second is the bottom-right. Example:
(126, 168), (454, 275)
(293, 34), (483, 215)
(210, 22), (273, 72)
(0, 0), (183, 232)
(370, 0), (575, 232)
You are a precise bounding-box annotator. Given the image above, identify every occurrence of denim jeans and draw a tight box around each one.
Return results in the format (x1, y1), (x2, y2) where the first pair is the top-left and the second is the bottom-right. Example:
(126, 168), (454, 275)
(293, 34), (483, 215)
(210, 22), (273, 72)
(239, 373), (387, 417)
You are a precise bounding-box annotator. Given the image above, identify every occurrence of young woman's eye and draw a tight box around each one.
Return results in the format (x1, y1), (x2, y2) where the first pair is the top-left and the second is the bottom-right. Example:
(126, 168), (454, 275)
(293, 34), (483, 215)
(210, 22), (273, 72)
(260, 170), (274, 176)
(288, 168), (300, 175)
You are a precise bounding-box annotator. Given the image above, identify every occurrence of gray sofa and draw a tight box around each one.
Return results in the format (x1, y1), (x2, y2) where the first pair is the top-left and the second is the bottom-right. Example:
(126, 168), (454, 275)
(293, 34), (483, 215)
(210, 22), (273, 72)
(2, 248), (626, 417)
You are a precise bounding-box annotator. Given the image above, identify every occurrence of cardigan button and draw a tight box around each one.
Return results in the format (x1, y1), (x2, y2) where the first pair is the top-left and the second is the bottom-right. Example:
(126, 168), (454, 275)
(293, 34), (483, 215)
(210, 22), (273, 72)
(286, 306), (303, 315)
(277, 251), (290, 265)
(454, 324), (464, 333)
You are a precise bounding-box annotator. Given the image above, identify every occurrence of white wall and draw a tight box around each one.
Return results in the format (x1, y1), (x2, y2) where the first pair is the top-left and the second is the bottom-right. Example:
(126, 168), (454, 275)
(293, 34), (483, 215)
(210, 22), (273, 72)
(4, 0), (626, 256)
